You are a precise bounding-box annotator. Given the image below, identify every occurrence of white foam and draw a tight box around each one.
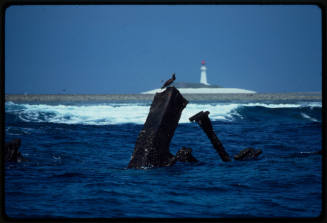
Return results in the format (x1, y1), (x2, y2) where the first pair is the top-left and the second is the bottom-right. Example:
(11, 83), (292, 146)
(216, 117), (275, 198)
(5, 101), (322, 125)
(6, 101), (15, 106)
(17, 103), (150, 125)
(181, 103), (240, 122)
(304, 101), (322, 108)
(301, 112), (319, 122)
(244, 102), (321, 108)
(243, 103), (301, 108)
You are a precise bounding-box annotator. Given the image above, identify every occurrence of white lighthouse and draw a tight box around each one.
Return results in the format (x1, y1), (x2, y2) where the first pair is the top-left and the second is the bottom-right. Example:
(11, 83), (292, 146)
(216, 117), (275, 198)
(141, 59), (257, 94)
(200, 60), (209, 85)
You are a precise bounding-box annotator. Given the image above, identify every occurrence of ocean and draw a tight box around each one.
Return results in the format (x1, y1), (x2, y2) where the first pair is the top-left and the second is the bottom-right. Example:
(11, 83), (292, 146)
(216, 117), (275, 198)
(4, 98), (322, 218)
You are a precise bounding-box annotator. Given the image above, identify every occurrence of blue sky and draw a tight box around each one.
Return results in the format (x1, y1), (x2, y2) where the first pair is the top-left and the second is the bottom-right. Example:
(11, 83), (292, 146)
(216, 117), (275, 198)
(5, 5), (321, 94)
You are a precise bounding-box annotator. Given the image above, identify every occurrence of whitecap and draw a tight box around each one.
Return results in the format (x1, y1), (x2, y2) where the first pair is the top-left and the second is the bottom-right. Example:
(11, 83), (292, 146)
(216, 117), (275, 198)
(4, 101), (322, 125)
(301, 112), (319, 122)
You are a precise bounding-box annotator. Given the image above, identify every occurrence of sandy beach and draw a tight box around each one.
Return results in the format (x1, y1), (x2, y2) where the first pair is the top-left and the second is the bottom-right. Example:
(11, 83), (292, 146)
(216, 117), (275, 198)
(5, 92), (321, 103)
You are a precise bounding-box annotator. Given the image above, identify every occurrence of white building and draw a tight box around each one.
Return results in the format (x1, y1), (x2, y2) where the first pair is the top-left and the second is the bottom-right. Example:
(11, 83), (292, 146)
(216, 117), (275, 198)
(141, 61), (256, 94)
(200, 60), (209, 85)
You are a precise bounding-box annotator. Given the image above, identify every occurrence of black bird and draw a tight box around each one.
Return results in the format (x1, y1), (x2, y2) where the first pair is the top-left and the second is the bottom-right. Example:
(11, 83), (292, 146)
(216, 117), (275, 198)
(161, 73), (176, 89)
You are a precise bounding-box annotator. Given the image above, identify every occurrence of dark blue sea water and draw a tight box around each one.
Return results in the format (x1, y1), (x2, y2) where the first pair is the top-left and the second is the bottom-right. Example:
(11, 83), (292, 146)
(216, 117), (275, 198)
(4, 100), (322, 218)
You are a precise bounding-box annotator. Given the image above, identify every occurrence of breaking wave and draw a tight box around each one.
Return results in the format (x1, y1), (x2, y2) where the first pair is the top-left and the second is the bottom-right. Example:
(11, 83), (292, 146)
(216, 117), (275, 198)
(5, 101), (321, 125)
(300, 112), (319, 122)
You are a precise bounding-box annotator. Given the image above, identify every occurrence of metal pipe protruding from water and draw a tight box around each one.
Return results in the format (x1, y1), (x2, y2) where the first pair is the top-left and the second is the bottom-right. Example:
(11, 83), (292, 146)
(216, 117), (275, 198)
(189, 111), (231, 162)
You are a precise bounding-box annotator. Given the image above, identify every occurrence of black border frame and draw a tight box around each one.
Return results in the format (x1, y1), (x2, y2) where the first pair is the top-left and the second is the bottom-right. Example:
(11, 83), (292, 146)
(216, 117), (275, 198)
(0, 1), (326, 222)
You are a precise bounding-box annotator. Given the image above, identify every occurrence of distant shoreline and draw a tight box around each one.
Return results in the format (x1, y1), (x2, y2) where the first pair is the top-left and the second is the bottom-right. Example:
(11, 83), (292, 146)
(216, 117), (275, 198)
(5, 92), (321, 102)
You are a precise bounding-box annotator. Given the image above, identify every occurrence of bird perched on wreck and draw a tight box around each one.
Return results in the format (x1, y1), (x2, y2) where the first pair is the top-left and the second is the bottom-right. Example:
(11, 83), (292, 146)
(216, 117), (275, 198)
(161, 73), (176, 89)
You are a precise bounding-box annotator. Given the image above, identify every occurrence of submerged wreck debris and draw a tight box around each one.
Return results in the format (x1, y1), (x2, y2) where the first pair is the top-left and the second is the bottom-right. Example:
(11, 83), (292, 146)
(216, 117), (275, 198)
(128, 87), (188, 169)
(175, 147), (198, 162)
(234, 148), (262, 161)
(5, 138), (25, 162)
(189, 111), (231, 162)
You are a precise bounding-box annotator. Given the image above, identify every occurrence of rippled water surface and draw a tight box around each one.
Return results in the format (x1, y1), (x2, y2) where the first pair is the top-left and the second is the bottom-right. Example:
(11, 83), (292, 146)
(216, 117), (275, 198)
(5, 100), (322, 218)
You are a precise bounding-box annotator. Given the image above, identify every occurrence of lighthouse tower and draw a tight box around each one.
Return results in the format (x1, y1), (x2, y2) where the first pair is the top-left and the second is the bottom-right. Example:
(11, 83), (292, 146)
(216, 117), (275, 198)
(200, 60), (209, 85)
